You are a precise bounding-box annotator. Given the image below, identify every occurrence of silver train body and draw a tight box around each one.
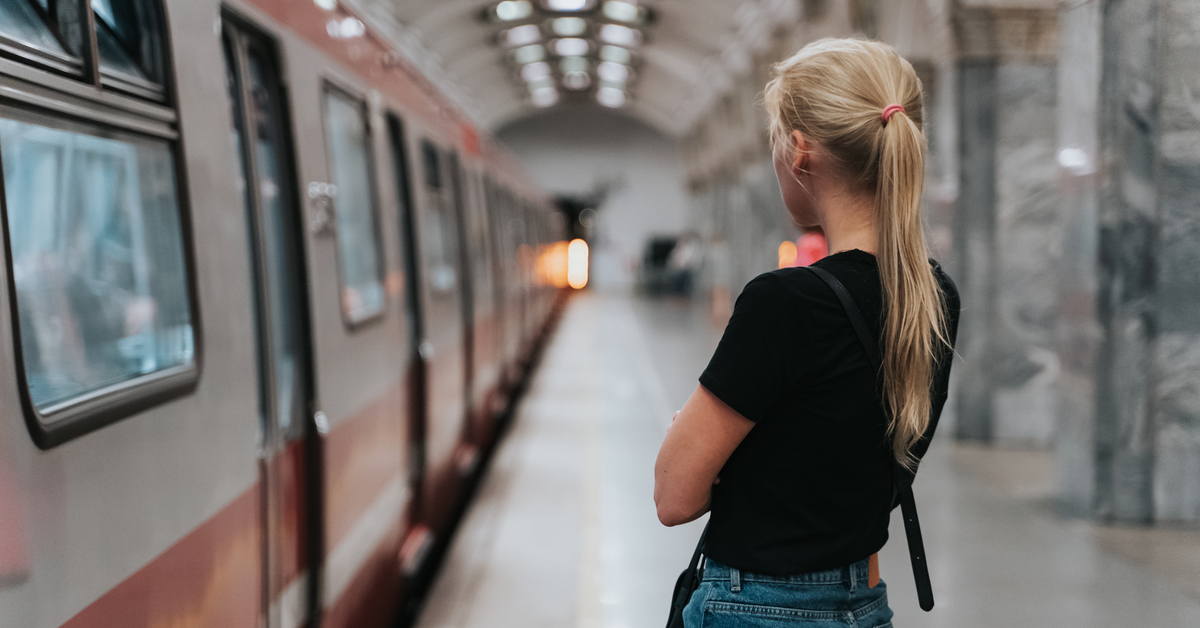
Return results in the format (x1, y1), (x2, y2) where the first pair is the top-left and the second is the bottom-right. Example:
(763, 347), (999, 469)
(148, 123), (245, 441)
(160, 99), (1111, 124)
(0, 1), (563, 626)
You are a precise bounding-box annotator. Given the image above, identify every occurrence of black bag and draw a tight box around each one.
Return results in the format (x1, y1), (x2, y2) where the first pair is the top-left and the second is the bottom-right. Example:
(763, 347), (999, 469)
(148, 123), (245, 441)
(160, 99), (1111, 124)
(665, 523), (707, 628)
(807, 265), (934, 612)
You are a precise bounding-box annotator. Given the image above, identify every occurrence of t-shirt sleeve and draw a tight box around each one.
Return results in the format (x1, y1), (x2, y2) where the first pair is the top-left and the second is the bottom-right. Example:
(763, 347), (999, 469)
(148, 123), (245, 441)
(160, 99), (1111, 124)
(699, 273), (807, 423)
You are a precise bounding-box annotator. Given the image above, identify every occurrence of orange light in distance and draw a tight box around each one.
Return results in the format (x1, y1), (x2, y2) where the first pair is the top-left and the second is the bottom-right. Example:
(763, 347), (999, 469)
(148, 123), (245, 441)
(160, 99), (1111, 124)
(537, 241), (570, 288)
(778, 240), (798, 268)
(567, 238), (589, 289)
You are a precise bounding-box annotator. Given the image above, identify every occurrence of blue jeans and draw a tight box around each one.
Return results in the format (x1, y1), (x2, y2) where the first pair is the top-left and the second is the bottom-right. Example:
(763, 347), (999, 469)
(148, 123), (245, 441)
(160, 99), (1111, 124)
(682, 558), (893, 627)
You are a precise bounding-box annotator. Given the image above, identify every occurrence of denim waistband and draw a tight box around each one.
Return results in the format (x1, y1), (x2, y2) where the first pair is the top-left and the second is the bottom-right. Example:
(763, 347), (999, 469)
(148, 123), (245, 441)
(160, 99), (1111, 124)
(701, 558), (871, 585)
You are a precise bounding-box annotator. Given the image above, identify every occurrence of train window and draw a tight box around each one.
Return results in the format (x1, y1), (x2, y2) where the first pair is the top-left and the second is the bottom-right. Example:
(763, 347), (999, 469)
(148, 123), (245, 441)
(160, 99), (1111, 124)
(322, 86), (385, 326)
(0, 0), (68, 58)
(421, 141), (440, 189)
(0, 112), (194, 421)
(0, 0), (166, 99)
(418, 141), (459, 295)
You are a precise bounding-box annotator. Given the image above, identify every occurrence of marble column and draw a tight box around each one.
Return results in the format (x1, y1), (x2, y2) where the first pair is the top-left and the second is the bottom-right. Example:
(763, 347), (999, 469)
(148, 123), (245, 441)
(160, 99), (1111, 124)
(952, 6), (1061, 444)
(1147, 0), (1200, 523)
(1093, 0), (1161, 523)
(1055, 0), (1104, 517)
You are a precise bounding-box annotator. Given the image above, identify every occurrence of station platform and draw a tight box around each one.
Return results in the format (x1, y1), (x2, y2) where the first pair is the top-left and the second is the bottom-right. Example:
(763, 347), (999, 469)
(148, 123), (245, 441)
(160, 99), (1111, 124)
(414, 292), (1200, 628)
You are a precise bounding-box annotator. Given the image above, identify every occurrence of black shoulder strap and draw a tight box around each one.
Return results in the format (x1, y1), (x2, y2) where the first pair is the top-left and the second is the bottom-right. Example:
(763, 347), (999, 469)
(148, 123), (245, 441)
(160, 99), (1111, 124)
(807, 265), (935, 612)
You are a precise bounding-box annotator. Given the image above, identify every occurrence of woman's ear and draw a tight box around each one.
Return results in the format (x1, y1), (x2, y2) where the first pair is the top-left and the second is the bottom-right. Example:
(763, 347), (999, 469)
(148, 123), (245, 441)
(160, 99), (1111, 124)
(790, 129), (810, 175)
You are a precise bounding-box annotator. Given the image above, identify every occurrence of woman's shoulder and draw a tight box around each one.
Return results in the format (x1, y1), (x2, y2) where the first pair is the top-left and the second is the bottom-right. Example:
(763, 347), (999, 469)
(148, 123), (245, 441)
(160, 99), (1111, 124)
(741, 267), (828, 302)
(930, 260), (961, 313)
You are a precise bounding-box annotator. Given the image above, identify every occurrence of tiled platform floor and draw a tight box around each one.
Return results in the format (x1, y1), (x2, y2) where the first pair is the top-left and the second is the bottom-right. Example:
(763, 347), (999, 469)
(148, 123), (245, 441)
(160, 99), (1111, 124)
(415, 292), (1200, 628)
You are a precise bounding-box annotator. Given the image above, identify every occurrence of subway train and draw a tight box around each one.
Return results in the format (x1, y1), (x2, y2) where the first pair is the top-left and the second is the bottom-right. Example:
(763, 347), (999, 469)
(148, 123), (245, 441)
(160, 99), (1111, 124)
(0, 1), (566, 627)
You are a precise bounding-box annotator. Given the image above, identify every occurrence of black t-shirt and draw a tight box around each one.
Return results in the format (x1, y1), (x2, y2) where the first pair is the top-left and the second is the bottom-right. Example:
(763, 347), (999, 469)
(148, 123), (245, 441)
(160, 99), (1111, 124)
(698, 249), (960, 576)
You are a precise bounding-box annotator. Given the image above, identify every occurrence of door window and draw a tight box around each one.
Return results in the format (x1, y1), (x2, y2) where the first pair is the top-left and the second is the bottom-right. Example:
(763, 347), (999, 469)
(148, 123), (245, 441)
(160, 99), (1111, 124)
(323, 87), (385, 325)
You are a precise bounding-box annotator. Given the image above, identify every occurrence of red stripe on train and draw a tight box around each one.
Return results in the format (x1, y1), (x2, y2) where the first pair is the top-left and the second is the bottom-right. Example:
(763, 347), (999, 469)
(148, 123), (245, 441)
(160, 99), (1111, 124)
(59, 488), (260, 628)
(59, 380), (411, 628)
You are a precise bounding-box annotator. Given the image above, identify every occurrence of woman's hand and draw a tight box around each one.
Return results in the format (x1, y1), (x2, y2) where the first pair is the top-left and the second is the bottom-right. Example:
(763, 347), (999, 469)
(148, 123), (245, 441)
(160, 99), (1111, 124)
(654, 385), (754, 526)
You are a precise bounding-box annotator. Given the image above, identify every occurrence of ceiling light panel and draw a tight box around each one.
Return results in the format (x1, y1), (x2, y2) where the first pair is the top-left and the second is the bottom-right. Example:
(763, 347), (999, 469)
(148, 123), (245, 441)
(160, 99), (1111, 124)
(521, 61), (552, 81)
(554, 37), (591, 57)
(513, 43), (547, 64)
(597, 86), (626, 108)
(602, 1), (640, 23)
(503, 24), (542, 47)
(495, 0), (534, 21)
(563, 71), (592, 90)
(560, 56), (590, 73)
(599, 45), (632, 64)
(596, 61), (629, 82)
(542, 0), (594, 11)
(527, 75), (555, 90)
(551, 17), (588, 36)
(531, 87), (559, 107)
(598, 23), (641, 48)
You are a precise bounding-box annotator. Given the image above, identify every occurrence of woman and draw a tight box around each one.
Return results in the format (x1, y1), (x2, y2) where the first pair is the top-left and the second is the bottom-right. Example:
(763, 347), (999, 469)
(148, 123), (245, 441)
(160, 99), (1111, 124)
(654, 39), (961, 627)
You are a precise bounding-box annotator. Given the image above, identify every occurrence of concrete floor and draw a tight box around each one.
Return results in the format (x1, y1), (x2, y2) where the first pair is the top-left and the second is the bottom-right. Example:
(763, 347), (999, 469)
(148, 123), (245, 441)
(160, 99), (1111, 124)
(415, 292), (1200, 628)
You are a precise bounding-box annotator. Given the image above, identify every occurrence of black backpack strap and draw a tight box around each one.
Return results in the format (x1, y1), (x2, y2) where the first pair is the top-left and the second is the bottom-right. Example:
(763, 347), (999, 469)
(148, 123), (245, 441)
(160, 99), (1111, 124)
(666, 523), (708, 627)
(807, 265), (935, 612)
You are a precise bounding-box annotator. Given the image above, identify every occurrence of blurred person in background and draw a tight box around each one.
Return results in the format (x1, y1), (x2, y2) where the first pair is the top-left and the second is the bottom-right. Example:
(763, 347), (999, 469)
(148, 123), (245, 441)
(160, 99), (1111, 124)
(655, 38), (961, 627)
(795, 228), (828, 267)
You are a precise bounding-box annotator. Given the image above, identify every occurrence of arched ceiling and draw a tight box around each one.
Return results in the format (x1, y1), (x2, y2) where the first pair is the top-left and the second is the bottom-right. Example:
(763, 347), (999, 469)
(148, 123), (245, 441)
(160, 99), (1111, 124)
(345, 0), (802, 137)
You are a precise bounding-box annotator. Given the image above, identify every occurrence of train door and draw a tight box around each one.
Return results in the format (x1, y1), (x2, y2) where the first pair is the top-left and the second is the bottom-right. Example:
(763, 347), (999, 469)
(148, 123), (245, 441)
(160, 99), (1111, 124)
(223, 20), (322, 628)
(385, 114), (429, 542)
(413, 140), (470, 530)
(447, 151), (478, 460)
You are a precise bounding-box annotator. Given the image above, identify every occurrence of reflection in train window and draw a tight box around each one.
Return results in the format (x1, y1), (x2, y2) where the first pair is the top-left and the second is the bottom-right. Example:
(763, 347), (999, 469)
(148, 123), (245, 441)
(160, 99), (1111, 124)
(0, 0), (68, 57)
(91, 0), (166, 97)
(323, 87), (385, 325)
(0, 117), (194, 411)
(0, 0), (166, 98)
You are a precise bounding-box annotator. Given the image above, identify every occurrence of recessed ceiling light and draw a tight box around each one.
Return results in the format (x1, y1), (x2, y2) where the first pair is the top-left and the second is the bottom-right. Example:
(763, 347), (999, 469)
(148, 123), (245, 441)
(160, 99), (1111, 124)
(527, 75), (555, 91)
(503, 24), (542, 47)
(599, 77), (626, 91)
(532, 87), (559, 107)
(597, 86), (626, 108)
(327, 17), (365, 39)
(597, 61), (629, 82)
(543, 0), (592, 11)
(513, 43), (546, 64)
(552, 17), (588, 37)
(598, 23), (640, 48)
(521, 61), (552, 81)
(599, 45), (632, 64)
(560, 56), (589, 73)
(554, 38), (590, 57)
(496, 0), (534, 21)
(314, 0), (337, 10)
(563, 71), (591, 90)
(602, 1), (639, 23)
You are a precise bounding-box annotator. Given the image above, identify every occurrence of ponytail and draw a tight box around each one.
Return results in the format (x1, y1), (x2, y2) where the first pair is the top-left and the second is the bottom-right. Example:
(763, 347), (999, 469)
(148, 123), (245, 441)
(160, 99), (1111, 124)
(765, 39), (950, 469)
(876, 106), (950, 469)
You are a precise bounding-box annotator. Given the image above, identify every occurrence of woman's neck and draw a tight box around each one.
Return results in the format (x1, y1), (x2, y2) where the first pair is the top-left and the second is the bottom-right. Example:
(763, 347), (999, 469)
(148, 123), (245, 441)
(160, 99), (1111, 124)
(817, 186), (877, 255)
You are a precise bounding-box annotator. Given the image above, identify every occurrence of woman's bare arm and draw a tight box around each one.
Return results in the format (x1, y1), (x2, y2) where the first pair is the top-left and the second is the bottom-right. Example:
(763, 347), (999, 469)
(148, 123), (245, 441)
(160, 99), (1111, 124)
(654, 384), (755, 526)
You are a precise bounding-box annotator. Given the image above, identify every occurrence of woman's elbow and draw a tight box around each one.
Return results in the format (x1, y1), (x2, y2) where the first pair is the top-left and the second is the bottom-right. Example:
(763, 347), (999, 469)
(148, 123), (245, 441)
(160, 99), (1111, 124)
(655, 494), (704, 527)
(656, 502), (688, 527)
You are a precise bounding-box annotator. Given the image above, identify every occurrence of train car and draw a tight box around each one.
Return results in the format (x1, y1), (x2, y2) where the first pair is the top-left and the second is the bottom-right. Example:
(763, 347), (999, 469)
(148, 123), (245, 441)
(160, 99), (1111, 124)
(0, 1), (564, 627)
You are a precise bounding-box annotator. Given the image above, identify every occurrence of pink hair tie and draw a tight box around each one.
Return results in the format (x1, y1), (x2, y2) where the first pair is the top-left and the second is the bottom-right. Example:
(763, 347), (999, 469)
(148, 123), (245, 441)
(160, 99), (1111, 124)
(882, 104), (905, 125)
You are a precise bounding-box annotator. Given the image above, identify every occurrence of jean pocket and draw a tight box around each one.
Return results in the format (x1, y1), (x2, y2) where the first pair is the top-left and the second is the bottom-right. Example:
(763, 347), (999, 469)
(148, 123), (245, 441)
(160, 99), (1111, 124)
(703, 600), (853, 627)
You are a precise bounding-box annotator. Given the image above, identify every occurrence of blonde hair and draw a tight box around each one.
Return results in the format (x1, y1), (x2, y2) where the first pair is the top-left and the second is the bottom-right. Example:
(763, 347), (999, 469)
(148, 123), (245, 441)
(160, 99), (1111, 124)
(764, 38), (950, 470)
